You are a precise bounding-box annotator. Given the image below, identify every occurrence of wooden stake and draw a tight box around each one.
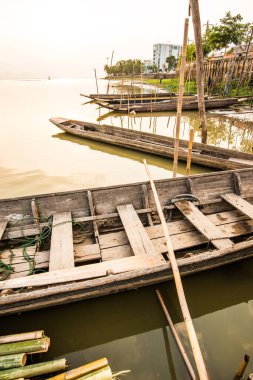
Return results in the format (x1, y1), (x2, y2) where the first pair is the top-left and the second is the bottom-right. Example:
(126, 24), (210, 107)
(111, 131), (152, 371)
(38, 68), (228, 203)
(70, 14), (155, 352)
(186, 128), (194, 175)
(106, 50), (114, 94)
(156, 290), (196, 379)
(189, 0), (207, 144)
(143, 160), (209, 380)
(173, 18), (189, 178)
(94, 69), (99, 98)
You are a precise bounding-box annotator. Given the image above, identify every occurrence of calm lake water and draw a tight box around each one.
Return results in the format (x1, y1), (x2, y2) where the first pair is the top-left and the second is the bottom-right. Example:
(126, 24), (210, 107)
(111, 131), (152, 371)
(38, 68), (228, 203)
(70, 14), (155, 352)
(0, 78), (253, 379)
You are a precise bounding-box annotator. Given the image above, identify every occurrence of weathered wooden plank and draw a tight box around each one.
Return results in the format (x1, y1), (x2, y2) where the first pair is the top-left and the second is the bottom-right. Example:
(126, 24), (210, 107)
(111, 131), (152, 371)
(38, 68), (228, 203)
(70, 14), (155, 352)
(0, 221), (7, 240)
(117, 204), (158, 256)
(101, 218), (253, 261)
(49, 212), (74, 271)
(0, 254), (164, 289)
(2, 239), (253, 316)
(1, 244), (101, 279)
(221, 193), (253, 219)
(174, 200), (234, 249)
(100, 209), (248, 250)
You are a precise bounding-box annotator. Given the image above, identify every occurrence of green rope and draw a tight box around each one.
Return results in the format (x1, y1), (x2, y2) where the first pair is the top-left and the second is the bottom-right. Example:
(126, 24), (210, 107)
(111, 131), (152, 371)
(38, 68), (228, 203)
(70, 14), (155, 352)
(0, 216), (89, 280)
(0, 261), (14, 281)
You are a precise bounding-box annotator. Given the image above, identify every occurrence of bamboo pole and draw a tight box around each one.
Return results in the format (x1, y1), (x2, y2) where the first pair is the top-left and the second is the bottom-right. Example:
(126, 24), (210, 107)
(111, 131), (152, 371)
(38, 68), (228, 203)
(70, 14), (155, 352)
(0, 337), (50, 356)
(186, 127), (194, 175)
(94, 69), (99, 98)
(189, 0), (207, 144)
(0, 331), (44, 344)
(234, 354), (250, 379)
(143, 159), (209, 380)
(46, 358), (108, 380)
(156, 290), (196, 379)
(106, 50), (114, 95)
(0, 353), (27, 370)
(0, 358), (67, 380)
(173, 18), (189, 178)
(75, 365), (112, 379)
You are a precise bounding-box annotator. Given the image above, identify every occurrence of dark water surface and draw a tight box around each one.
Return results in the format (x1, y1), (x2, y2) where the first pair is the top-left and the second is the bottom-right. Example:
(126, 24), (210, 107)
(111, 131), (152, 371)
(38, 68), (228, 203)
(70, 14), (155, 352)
(0, 79), (253, 379)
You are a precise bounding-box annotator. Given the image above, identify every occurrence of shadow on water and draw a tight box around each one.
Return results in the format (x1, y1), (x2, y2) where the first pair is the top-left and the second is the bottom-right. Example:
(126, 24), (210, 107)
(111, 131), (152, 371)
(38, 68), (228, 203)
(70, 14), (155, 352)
(52, 132), (211, 175)
(0, 258), (252, 356)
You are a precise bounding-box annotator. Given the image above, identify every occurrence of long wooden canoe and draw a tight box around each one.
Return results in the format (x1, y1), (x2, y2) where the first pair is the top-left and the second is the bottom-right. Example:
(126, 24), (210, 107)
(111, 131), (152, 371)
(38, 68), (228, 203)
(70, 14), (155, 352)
(81, 92), (178, 101)
(95, 97), (248, 113)
(49, 117), (253, 171)
(1, 168), (253, 315)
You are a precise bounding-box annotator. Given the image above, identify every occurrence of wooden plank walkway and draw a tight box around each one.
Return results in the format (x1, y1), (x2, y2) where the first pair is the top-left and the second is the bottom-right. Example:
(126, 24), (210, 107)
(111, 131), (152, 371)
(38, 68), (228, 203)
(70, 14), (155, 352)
(117, 204), (158, 256)
(221, 193), (253, 219)
(49, 212), (74, 271)
(0, 221), (8, 240)
(174, 200), (234, 250)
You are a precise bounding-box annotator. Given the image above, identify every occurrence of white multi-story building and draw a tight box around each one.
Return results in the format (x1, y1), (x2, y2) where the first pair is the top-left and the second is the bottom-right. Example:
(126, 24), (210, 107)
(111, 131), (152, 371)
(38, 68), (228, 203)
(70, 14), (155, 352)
(153, 43), (182, 71)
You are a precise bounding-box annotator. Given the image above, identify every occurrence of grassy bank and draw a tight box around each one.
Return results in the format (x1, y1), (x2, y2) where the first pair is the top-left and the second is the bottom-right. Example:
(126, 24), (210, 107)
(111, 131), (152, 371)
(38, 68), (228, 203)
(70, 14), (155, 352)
(107, 76), (253, 98)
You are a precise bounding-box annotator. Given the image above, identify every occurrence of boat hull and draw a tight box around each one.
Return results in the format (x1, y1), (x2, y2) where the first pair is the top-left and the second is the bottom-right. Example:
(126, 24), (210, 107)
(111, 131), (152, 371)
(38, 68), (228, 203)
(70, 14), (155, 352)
(1, 168), (253, 315)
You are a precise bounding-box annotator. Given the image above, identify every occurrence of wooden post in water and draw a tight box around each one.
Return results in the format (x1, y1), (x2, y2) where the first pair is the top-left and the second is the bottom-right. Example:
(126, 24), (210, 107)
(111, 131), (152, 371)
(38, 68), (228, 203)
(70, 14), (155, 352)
(94, 68), (99, 98)
(172, 18), (189, 178)
(189, 0), (207, 144)
(144, 160), (209, 380)
(106, 50), (114, 94)
(186, 127), (194, 175)
(156, 289), (196, 379)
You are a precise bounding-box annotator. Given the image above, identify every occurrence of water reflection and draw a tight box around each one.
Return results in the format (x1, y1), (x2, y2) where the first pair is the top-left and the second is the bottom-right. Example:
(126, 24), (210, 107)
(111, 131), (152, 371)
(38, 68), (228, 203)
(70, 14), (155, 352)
(0, 259), (253, 379)
(95, 108), (253, 153)
(52, 132), (210, 176)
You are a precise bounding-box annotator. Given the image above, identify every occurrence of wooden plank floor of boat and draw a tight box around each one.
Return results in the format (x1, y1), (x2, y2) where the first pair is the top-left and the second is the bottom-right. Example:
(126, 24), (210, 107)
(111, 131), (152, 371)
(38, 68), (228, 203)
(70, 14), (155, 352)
(49, 212), (74, 271)
(2, 194), (253, 288)
(117, 204), (157, 256)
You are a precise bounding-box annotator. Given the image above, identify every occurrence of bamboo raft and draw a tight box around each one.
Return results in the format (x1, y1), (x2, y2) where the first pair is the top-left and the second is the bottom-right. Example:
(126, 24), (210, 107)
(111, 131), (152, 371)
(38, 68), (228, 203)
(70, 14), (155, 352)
(94, 97), (248, 113)
(50, 117), (253, 171)
(1, 168), (253, 315)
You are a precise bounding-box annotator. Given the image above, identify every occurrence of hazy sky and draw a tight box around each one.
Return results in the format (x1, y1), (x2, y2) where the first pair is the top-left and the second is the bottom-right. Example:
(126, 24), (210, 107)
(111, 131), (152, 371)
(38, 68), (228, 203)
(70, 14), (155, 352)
(0, 0), (252, 78)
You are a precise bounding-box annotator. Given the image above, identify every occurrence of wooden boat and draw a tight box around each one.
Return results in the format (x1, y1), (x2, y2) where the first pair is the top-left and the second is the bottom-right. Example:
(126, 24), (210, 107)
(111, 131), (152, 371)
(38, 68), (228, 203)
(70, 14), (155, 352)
(95, 97), (248, 113)
(49, 117), (253, 171)
(1, 167), (253, 316)
(80, 92), (178, 101)
(90, 95), (200, 105)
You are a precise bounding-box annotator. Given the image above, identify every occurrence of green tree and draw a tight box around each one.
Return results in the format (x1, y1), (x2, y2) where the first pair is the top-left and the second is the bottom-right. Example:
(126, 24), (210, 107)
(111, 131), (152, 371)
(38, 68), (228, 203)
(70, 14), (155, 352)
(104, 59), (143, 76)
(205, 12), (251, 51)
(186, 43), (196, 62)
(166, 55), (177, 70)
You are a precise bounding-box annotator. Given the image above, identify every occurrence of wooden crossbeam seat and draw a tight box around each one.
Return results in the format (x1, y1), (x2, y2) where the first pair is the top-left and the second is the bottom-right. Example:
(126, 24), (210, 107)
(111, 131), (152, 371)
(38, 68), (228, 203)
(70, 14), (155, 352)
(221, 193), (253, 219)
